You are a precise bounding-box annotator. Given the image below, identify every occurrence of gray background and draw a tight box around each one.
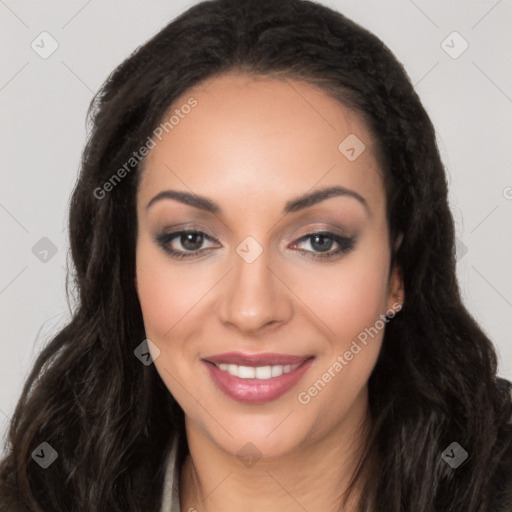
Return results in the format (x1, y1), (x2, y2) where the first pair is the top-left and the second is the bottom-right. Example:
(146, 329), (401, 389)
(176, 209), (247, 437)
(1, 0), (511, 455)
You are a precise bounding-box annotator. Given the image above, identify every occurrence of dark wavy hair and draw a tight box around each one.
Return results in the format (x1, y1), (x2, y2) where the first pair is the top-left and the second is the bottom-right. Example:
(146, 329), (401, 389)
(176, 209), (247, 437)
(1, 0), (511, 510)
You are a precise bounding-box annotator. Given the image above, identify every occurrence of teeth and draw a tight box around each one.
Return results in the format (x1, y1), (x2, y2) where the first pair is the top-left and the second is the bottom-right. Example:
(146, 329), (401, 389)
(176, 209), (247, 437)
(238, 365), (255, 378)
(271, 365), (283, 377)
(217, 363), (301, 379)
(255, 366), (272, 379)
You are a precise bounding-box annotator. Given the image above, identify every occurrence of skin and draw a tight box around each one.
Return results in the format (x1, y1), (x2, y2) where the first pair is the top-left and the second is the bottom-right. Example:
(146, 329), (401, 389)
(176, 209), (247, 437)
(135, 71), (404, 512)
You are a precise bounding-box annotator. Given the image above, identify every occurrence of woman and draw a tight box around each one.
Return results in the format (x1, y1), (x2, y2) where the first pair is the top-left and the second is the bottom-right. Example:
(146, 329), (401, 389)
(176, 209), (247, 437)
(1, 0), (511, 510)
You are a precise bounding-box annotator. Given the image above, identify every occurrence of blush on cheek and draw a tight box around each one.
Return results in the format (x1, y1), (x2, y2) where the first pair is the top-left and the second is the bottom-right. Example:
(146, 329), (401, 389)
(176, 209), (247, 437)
(307, 269), (386, 344)
(138, 279), (188, 340)
(136, 256), (214, 344)
(136, 254), (183, 340)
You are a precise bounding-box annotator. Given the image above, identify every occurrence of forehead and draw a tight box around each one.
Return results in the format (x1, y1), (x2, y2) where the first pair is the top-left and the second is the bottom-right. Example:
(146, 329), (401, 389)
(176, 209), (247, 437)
(138, 72), (385, 216)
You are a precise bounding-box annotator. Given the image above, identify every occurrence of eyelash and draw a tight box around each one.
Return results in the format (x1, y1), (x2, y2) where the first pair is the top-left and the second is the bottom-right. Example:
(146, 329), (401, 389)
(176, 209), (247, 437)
(154, 229), (356, 261)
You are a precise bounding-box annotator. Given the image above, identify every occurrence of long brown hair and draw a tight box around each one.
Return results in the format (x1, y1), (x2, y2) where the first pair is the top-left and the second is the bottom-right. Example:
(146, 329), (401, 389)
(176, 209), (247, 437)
(1, 0), (510, 510)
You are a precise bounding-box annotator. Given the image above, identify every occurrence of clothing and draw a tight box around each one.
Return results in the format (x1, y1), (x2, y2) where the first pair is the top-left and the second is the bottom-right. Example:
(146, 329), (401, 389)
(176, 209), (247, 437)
(160, 435), (181, 512)
(159, 380), (512, 512)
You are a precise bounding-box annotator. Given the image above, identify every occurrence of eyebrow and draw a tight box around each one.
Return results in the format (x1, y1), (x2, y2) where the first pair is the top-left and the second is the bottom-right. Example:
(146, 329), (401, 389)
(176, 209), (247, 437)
(146, 185), (370, 216)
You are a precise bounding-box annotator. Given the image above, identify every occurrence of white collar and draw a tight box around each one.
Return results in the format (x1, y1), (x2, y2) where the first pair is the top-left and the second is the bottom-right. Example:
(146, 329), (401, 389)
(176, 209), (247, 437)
(160, 435), (181, 512)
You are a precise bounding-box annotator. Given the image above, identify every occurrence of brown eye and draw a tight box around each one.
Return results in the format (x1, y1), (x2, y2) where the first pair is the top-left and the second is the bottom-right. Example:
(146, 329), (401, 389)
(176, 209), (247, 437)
(155, 230), (217, 259)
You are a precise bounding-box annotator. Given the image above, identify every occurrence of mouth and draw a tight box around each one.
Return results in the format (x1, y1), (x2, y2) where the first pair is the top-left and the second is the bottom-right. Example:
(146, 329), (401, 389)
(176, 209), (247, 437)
(202, 352), (315, 404)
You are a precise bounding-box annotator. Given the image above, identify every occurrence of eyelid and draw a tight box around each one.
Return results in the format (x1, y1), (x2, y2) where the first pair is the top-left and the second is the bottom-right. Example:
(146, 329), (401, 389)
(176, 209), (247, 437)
(155, 222), (352, 244)
(286, 223), (353, 240)
(154, 225), (356, 261)
(154, 222), (217, 239)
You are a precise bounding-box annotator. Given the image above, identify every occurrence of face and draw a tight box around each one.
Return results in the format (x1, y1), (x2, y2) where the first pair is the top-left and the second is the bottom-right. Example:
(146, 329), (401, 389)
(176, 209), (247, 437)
(135, 72), (403, 458)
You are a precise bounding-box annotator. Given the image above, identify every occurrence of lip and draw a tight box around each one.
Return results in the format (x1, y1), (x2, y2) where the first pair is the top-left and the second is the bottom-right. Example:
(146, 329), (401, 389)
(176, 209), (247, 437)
(203, 352), (312, 366)
(202, 355), (315, 404)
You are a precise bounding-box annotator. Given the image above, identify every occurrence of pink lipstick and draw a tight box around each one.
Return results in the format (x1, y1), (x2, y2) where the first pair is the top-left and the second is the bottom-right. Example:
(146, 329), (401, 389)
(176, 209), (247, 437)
(202, 352), (315, 404)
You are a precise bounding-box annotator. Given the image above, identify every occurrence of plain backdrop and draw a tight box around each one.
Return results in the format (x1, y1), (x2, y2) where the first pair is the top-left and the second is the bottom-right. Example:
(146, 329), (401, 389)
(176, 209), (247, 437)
(1, 0), (511, 456)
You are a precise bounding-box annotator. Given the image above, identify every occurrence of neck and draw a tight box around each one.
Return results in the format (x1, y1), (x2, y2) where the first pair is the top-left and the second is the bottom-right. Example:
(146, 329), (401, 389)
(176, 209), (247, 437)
(179, 389), (375, 512)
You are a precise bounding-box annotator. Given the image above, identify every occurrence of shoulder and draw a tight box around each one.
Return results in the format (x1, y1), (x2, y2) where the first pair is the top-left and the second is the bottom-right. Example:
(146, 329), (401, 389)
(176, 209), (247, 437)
(488, 378), (512, 511)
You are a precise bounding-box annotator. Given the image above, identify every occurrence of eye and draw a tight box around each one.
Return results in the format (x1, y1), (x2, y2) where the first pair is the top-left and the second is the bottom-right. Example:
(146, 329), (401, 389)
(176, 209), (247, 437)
(154, 229), (356, 260)
(154, 230), (218, 260)
(290, 231), (356, 259)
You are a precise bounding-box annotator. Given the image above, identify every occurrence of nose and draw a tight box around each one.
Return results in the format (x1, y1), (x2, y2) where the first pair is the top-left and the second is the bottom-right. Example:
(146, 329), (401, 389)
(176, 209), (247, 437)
(219, 244), (293, 334)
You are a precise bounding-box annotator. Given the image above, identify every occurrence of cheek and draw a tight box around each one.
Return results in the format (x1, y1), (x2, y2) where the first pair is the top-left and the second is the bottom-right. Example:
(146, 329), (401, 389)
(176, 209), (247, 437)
(291, 235), (390, 412)
(136, 241), (207, 340)
(135, 242), (207, 407)
(293, 242), (390, 351)
(338, 258), (389, 339)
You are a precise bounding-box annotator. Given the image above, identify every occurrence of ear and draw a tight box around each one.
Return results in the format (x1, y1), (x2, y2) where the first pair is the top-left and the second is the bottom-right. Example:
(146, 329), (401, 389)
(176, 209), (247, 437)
(387, 232), (404, 311)
(387, 265), (404, 311)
